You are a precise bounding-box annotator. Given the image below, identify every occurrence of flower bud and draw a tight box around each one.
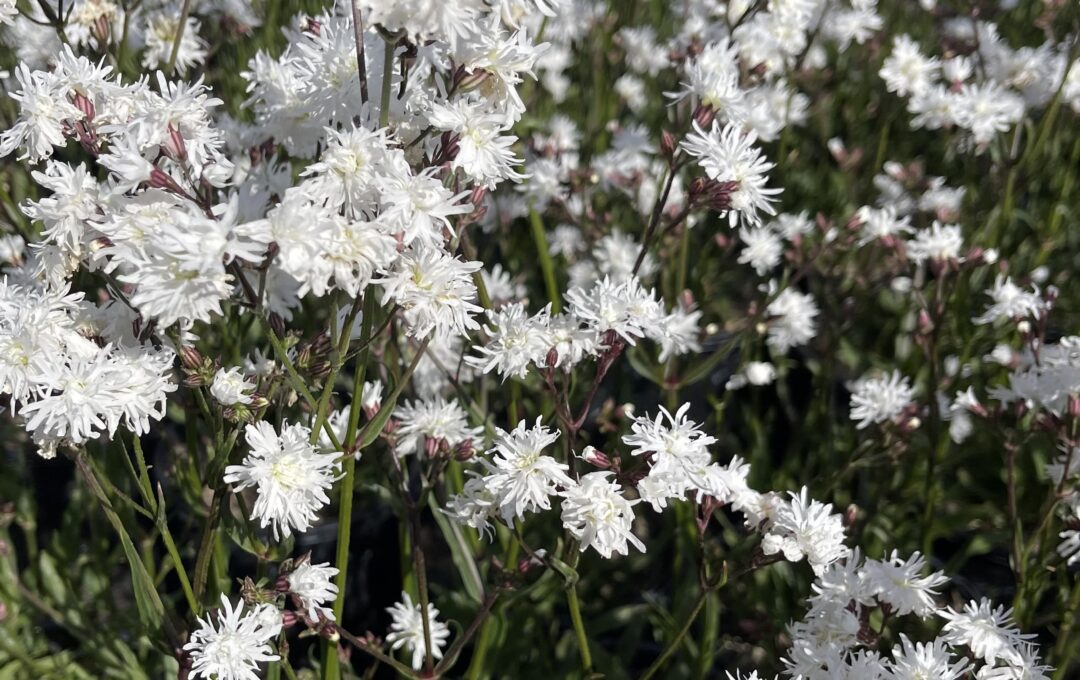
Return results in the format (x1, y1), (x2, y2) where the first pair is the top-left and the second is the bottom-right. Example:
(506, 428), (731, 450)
(163, 125), (188, 164)
(660, 129), (677, 161)
(72, 92), (96, 121)
(692, 102), (715, 129)
(179, 345), (204, 370)
(1068, 394), (1080, 420)
(581, 446), (611, 469)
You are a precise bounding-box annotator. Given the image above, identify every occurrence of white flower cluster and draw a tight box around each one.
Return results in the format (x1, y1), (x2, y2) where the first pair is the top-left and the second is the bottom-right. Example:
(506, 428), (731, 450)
(757, 550), (1052, 680)
(880, 22), (1078, 148)
(185, 594), (282, 680)
(448, 403), (854, 572)
(0, 278), (175, 458)
(469, 275), (704, 380)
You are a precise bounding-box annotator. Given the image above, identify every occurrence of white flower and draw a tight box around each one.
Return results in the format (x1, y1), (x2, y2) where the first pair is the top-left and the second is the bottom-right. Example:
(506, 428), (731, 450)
(974, 275), (1047, 325)
(939, 598), (1033, 666)
(766, 288), (819, 353)
(561, 472), (645, 558)
(378, 247), (483, 340)
(184, 594), (281, 680)
(386, 591), (452, 671)
(287, 561), (339, 622)
(861, 551), (947, 617)
(0, 64), (82, 162)
(446, 473), (501, 538)
(887, 634), (969, 680)
(468, 303), (551, 379)
(624, 403), (716, 466)
(856, 205), (913, 246)
(623, 403), (721, 510)
(849, 370), (915, 429)
(482, 417), (573, 522)
(223, 421), (341, 539)
(880, 35), (940, 97)
(727, 361), (777, 390)
(762, 487), (850, 575)
(681, 121), (781, 227)
(651, 306), (703, 362)
(738, 225), (783, 275)
(210, 367), (255, 406)
(565, 276), (662, 345)
(953, 82), (1025, 145)
(427, 100), (526, 188)
(142, 11), (207, 74)
(379, 168), (472, 248)
(907, 221), (963, 264)
(394, 397), (482, 457)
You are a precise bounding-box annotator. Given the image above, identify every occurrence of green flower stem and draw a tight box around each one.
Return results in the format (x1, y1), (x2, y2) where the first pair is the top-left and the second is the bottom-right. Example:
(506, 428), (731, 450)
(529, 209), (561, 314)
(323, 292), (376, 680)
(638, 590), (708, 680)
(564, 550), (592, 676)
(379, 38), (396, 129)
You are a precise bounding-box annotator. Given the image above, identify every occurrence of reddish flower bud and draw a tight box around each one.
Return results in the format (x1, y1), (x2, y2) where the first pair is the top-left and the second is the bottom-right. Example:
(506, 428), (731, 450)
(179, 345), (203, 370)
(581, 446), (611, 469)
(163, 125), (187, 163)
(692, 103), (715, 129)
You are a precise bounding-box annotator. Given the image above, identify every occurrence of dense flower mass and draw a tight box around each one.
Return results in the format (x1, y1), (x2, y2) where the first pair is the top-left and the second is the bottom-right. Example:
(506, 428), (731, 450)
(0, 0), (1077, 678)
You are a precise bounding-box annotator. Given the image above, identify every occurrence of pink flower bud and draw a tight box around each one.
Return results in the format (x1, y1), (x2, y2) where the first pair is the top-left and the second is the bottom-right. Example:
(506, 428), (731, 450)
(581, 446), (611, 469)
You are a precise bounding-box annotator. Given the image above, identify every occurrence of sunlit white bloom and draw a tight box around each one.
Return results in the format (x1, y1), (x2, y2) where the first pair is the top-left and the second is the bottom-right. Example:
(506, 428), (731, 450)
(861, 550), (947, 617)
(142, 11), (207, 74)
(468, 303), (551, 379)
(880, 35), (940, 97)
(856, 205), (913, 246)
(184, 594), (281, 680)
(738, 225), (783, 275)
(653, 306), (703, 362)
(427, 99), (527, 188)
(888, 635), (969, 680)
(907, 221), (964, 263)
(0, 63), (83, 162)
(766, 288), (819, 353)
(953, 82), (1025, 145)
(974, 275), (1047, 325)
(482, 418), (573, 522)
(394, 397), (482, 457)
(287, 561), (339, 622)
(681, 121), (781, 226)
(446, 472), (501, 538)
(210, 367), (255, 406)
(386, 591), (451, 671)
(565, 276), (662, 345)
(727, 361), (777, 390)
(762, 487), (850, 575)
(379, 248), (483, 340)
(224, 421), (341, 539)
(939, 599), (1033, 666)
(561, 472), (645, 558)
(849, 370), (915, 429)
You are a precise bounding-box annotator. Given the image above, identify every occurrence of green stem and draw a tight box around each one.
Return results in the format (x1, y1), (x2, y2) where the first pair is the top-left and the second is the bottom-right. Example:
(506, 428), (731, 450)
(325, 293), (376, 679)
(192, 488), (224, 608)
(529, 209), (561, 314)
(564, 550), (592, 676)
(638, 590), (709, 680)
(1052, 579), (1080, 680)
(166, 0), (194, 74)
(379, 38), (396, 128)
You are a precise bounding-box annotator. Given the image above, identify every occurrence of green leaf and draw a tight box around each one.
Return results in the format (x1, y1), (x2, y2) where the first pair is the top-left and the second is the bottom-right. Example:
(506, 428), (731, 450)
(626, 347), (663, 386)
(431, 501), (484, 603)
(37, 553), (67, 606)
